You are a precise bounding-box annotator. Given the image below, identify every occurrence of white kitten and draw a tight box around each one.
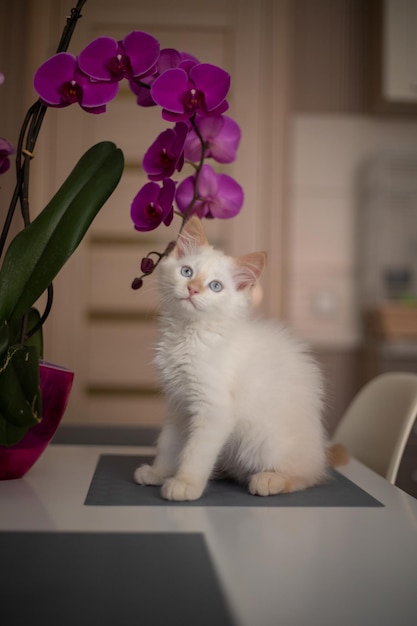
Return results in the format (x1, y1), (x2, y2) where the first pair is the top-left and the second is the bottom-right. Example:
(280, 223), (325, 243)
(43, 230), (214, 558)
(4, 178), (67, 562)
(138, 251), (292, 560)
(134, 217), (332, 501)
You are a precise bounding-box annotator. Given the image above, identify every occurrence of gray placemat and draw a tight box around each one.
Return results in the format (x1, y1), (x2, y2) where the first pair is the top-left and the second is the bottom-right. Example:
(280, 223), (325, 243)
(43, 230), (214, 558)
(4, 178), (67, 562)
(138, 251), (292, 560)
(52, 425), (160, 446)
(1, 532), (235, 626)
(85, 454), (384, 507)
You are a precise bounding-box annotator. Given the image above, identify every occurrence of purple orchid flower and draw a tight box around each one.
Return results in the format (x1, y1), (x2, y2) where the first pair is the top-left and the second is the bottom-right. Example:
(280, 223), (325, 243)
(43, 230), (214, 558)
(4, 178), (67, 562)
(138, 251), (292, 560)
(131, 178), (176, 232)
(175, 164), (243, 219)
(142, 122), (188, 181)
(184, 115), (241, 164)
(78, 31), (160, 83)
(0, 72), (4, 86)
(151, 63), (230, 122)
(34, 52), (119, 113)
(0, 138), (15, 175)
(129, 48), (183, 106)
(129, 49), (199, 107)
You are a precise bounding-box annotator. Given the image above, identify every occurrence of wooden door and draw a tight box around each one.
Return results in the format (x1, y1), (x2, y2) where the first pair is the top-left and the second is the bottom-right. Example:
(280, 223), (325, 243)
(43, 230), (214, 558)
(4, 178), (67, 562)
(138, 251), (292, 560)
(24, 0), (290, 426)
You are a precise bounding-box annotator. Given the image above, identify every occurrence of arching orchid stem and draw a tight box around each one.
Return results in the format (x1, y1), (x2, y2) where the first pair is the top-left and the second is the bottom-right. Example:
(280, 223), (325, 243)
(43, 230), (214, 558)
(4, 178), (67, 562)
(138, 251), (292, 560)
(24, 284), (54, 343)
(132, 241), (176, 289)
(1, 1), (87, 254)
(0, 0), (88, 343)
(132, 114), (209, 291)
(0, 102), (36, 257)
(136, 80), (152, 90)
(56, 0), (87, 53)
(0, 168), (24, 258)
(19, 102), (47, 226)
(184, 159), (199, 171)
(132, 115), (210, 292)
(181, 116), (207, 226)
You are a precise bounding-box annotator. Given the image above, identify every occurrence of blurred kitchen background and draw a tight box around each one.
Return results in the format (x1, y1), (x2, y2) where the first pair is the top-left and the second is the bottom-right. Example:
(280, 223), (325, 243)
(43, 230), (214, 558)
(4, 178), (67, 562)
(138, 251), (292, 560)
(1, 0), (417, 490)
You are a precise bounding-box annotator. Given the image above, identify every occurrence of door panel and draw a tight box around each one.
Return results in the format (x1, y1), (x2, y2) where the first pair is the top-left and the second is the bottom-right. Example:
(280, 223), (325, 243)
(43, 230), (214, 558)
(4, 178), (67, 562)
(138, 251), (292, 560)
(27, 0), (289, 425)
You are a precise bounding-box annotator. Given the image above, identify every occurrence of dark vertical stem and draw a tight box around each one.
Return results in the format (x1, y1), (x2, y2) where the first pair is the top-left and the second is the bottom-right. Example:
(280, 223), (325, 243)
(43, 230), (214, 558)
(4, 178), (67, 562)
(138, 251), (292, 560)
(0, 0), (88, 342)
(180, 115), (207, 228)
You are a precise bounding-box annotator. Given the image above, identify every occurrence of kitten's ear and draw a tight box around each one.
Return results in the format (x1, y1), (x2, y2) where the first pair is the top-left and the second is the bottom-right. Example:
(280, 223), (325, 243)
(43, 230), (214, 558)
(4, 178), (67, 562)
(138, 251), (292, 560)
(233, 252), (267, 290)
(173, 216), (209, 259)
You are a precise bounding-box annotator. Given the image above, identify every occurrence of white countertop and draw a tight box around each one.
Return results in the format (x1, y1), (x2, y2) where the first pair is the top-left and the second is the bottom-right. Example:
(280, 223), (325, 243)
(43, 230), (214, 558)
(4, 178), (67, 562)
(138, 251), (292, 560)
(2, 444), (417, 626)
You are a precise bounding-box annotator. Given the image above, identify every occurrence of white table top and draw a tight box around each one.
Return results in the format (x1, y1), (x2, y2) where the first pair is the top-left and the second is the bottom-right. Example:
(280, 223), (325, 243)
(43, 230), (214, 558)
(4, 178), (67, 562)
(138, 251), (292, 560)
(2, 444), (417, 626)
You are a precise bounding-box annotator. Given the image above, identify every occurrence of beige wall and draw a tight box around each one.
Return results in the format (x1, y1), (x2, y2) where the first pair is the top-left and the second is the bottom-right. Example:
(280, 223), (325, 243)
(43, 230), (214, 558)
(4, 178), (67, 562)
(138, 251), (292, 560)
(2, 0), (417, 431)
(289, 0), (417, 428)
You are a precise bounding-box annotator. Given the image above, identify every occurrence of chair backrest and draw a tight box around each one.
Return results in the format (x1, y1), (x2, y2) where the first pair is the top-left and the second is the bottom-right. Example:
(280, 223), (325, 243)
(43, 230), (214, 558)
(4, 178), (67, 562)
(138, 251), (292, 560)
(333, 372), (417, 484)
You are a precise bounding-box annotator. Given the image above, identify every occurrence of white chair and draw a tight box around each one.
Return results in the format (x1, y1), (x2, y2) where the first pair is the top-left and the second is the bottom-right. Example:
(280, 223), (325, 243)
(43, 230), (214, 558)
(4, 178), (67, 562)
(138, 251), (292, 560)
(332, 372), (417, 484)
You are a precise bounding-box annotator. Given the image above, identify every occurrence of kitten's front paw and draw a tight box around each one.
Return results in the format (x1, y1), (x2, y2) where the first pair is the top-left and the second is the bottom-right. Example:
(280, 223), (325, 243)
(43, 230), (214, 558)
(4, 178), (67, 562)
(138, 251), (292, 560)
(134, 464), (164, 486)
(161, 476), (205, 501)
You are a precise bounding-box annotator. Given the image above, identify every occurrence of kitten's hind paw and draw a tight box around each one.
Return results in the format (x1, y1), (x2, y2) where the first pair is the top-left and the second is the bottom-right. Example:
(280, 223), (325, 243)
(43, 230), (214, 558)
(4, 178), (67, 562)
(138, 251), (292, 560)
(161, 476), (205, 501)
(134, 464), (164, 486)
(248, 471), (314, 495)
(248, 472), (290, 496)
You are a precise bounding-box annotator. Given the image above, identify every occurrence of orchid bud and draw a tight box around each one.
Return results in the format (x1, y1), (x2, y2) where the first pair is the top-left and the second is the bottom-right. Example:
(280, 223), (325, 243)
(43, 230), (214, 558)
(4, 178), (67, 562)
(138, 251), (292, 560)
(131, 277), (143, 290)
(140, 257), (155, 274)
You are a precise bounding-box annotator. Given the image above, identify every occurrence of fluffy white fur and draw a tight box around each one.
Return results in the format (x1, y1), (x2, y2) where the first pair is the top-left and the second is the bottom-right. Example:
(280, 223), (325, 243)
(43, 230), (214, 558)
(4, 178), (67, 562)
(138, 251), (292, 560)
(134, 217), (328, 501)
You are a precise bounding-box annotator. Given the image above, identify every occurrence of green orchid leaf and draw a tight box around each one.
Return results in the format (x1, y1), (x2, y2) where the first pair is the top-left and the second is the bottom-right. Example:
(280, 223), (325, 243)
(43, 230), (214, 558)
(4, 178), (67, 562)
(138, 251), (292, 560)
(7, 308), (43, 359)
(0, 413), (31, 448)
(4, 317), (19, 346)
(0, 141), (124, 325)
(0, 344), (41, 446)
(23, 308), (44, 359)
(0, 321), (9, 363)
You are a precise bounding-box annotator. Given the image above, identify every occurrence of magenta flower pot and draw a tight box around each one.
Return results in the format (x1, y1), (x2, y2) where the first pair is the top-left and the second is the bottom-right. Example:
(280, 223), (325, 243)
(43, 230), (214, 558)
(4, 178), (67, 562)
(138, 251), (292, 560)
(0, 361), (74, 480)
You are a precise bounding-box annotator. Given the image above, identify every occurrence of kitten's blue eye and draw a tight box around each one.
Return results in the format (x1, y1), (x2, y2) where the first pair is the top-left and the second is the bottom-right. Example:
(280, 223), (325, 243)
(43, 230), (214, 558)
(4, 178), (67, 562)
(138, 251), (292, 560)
(181, 266), (193, 278)
(209, 280), (223, 292)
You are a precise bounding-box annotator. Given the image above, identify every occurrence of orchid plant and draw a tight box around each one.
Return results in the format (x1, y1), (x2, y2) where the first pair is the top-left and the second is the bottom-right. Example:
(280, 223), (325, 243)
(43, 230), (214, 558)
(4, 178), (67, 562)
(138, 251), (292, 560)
(32, 26), (243, 286)
(0, 0), (243, 446)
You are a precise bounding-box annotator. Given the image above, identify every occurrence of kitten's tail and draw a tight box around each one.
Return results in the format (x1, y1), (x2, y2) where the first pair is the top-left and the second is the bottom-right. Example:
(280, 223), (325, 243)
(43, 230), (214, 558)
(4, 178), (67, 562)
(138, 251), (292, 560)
(326, 442), (349, 467)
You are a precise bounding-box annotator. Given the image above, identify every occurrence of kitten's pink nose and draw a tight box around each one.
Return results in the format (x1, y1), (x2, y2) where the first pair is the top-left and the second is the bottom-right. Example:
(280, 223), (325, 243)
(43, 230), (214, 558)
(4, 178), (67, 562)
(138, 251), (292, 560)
(187, 284), (199, 296)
